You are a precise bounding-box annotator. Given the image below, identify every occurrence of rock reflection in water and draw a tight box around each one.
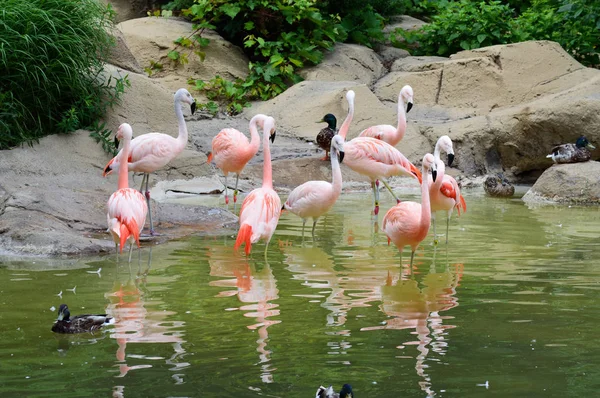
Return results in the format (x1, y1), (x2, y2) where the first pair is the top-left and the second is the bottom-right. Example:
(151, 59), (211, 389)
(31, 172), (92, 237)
(208, 246), (280, 383)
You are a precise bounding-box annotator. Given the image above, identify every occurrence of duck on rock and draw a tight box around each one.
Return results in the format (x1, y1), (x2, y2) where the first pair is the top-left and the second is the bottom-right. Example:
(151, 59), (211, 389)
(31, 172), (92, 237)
(51, 304), (114, 334)
(546, 135), (595, 164)
(316, 113), (337, 160)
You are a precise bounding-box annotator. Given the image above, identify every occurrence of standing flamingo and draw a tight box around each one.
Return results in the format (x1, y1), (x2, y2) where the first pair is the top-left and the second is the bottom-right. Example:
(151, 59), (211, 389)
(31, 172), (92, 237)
(234, 116), (281, 257)
(208, 114), (271, 205)
(428, 136), (466, 244)
(358, 85), (414, 146)
(337, 90), (422, 215)
(383, 153), (437, 268)
(106, 123), (149, 262)
(283, 135), (345, 240)
(103, 88), (196, 235)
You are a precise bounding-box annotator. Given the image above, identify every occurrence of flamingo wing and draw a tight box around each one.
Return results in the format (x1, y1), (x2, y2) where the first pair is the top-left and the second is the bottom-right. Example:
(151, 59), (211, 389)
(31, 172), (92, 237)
(359, 125), (395, 142)
(439, 176), (466, 215)
(347, 138), (422, 182)
(107, 188), (148, 250)
(285, 181), (333, 218)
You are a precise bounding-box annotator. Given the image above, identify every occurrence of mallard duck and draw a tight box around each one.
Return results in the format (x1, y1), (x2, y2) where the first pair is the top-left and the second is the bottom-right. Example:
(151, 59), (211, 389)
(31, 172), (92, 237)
(316, 384), (353, 398)
(51, 304), (114, 334)
(546, 135), (595, 164)
(316, 113), (337, 160)
(484, 173), (515, 197)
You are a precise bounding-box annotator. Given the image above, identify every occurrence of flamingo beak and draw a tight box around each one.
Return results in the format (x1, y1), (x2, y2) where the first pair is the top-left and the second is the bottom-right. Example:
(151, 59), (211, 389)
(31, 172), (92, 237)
(270, 131), (276, 143)
(191, 100), (197, 115)
(114, 136), (120, 149)
(432, 169), (437, 182)
(447, 153), (455, 167)
(406, 101), (413, 113)
(338, 150), (345, 164)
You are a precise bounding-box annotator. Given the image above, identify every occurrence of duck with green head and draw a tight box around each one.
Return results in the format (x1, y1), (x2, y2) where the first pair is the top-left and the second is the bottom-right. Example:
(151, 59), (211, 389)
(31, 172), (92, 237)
(316, 113), (337, 160)
(51, 304), (114, 334)
(316, 384), (353, 398)
(547, 135), (595, 164)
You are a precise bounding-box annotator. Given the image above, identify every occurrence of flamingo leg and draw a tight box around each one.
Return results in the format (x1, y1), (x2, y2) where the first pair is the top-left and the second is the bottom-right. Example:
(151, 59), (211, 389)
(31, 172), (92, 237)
(301, 219), (307, 241)
(380, 178), (400, 203)
(320, 150), (330, 161)
(224, 174), (229, 205)
(128, 242), (134, 263)
(233, 174), (240, 204)
(264, 241), (269, 259)
(409, 250), (415, 271)
(144, 173), (157, 236)
(432, 213), (438, 245)
(445, 210), (452, 244)
(371, 181), (380, 215)
(139, 173), (147, 193)
(114, 243), (119, 263)
(311, 218), (318, 240)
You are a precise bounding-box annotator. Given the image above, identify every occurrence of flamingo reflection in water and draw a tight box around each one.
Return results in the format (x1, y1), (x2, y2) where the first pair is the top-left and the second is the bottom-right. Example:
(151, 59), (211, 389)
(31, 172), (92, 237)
(105, 249), (187, 385)
(208, 246), (280, 383)
(361, 250), (463, 397)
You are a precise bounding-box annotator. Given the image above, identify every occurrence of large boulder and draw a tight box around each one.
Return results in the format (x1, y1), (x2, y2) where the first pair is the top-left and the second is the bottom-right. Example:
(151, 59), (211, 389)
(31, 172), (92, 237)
(522, 161), (600, 204)
(118, 17), (249, 95)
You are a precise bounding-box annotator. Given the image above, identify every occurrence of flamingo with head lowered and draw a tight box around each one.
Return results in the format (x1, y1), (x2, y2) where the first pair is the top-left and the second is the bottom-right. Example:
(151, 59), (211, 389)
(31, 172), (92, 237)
(106, 123), (148, 263)
(208, 114), (272, 205)
(337, 90), (422, 216)
(383, 153), (437, 268)
(234, 116), (281, 257)
(103, 88), (196, 236)
(428, 135), (466, 244)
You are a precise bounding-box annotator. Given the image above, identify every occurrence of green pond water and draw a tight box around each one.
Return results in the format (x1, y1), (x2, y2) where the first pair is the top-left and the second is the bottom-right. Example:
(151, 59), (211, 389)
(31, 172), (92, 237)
(2, 189), (600, 397)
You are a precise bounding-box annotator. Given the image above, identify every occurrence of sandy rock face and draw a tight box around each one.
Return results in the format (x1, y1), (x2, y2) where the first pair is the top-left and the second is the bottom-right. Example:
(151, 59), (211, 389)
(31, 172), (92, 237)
(522, 161), (600, 204)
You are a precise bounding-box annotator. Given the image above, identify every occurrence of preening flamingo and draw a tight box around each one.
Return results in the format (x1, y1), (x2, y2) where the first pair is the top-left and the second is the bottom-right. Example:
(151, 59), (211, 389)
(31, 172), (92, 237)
(428, 136), (466, 244)
(337, 90), (422, 215)
(103, 88), (196, 235)
(358, 84), (414, 146)
(316, 113), (337, 160)
(106, 123), (148, 262)
(383, 153), (437, 268)
(283, 134), (345, 239)
(234, 116), (281, 257)
(208, 114), (271, 205)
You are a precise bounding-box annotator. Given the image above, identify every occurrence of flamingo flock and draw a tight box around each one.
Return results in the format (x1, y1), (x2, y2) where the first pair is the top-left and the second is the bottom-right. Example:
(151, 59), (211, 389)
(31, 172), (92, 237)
(103, 85), (466, 265)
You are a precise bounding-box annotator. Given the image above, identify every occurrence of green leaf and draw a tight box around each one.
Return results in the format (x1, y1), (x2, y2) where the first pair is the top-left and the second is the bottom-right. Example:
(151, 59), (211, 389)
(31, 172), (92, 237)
(244, 22), (255, 30)
(477, 34), (487, 43)
(219, 4), (240, 19)
(167, 50), (180, 61)
(288, 57), (303, 67)
(256, 37), (265, 46)
(459, 40), (470, 50)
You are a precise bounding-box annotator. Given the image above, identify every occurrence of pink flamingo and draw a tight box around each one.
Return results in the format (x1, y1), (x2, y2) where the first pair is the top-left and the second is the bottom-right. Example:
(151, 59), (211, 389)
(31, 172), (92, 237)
(383, 153), (437, 268)
(103, 88), (196, 235)
(234, 116), (281, 257)
(106, 124), (149, 262)
(429, 136), (466, 244)
(207, 114), (270, 205)
(283, 134), (345, 239)
(337, 90), (422, 215)
(358, 85), (414, 146)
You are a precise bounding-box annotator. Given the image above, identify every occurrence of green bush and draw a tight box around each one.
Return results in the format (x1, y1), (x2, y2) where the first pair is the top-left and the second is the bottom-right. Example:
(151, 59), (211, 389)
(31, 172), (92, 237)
(0, 0), (127, 150)
(394, 0), (517, 56)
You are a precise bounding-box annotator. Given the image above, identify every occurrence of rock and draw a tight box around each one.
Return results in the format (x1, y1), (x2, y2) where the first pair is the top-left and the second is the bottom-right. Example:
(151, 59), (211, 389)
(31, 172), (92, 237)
(522, 161), (600, 204)
(107, 27), (143, 74)
(101, 0), (151, 23)
(391, 56), (449, 72)
(383, 15), (428, 35)
(118, 17), (249, 94)
(375, 45), (411, 69)
(299, 43), (386, 87)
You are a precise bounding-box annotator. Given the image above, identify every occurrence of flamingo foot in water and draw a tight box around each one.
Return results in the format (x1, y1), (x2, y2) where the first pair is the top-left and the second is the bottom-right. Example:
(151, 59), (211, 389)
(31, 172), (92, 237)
(225, 195), (229, 205)
(233, 190), (238, 203)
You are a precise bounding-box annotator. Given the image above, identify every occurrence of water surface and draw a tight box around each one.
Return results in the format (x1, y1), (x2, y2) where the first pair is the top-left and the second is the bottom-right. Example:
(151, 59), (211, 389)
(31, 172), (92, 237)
(2, 190), (600, 397)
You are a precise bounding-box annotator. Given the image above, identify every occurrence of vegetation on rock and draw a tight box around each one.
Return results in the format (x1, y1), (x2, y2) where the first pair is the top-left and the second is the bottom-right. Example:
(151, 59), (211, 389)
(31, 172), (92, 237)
(0, 0), (128, 151)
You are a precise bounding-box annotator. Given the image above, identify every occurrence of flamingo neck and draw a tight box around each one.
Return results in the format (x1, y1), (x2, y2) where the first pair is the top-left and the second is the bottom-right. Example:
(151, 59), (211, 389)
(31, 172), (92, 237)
(262, 127), (273, 190)
(117, 137), (130, 190)
(330, 147), (342, 196)
(420, 164), (432, 231)
(174, 98), (188, 152)
(434, 141), (442, 162)
(248, 115), (262, 156)
(338, 96), (355, 140)
(395, 93), (407, 142)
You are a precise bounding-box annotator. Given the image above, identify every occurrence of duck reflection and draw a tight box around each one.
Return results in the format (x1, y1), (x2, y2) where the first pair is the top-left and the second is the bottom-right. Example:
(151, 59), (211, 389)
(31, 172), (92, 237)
(105, 250), (187, 381)
(362, 249), (463, 397)
(208, 246), (280, 383)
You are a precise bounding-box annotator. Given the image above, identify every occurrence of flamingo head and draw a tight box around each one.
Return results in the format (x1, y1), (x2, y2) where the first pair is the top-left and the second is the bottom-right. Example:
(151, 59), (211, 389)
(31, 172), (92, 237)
(400, 85), (414, 113)
(346, 90), (355, 105)
(114, 123), (133, 148)
(264, 116), (277, 143)
(319, 113), (337, 130)
(331, 134), (345, 163)
(437, 135), (455, 166)
(423, 153), (437, 182)
(175, 88), (197, 115)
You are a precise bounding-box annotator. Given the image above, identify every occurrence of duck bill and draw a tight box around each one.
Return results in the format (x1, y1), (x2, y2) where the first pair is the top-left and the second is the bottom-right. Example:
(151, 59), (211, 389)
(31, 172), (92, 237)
(406, 101), (413, 113)
(191, 101), (197, 115)
(432, 169), (437, 182)
(338, 151), (345, 164)
(447, 153), (455, 167)
(269, 131), (276, 143)
(587, 143), (596, 150)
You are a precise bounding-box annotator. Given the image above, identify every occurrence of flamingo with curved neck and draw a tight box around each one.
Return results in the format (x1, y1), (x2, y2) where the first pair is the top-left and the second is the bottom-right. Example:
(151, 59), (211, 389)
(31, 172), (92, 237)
(234, 116), (281, 257)
(383, 153), (437, 268)
(106, 123), (148, 262)
(338, 90), (422, 216)
(429, 136), (466, 244)
(283, 134), (345, 239)
(358, 85), (414, 146)
(208, 114), (269, 205)
(103, 88), (196, 235)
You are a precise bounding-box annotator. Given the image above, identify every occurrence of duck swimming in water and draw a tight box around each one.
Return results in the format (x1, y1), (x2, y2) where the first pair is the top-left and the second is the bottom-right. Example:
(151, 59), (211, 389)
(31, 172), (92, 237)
(546, 136), (595, 164)
(51, 304), (114, 334)
(316, 384), (353, 398)
(316, 113), (337, 160)
(484, 173), (515, 197)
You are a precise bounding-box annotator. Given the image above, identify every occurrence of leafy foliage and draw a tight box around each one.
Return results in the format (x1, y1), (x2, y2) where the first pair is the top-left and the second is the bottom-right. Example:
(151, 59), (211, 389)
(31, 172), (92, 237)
(0, 0), (128, 150)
